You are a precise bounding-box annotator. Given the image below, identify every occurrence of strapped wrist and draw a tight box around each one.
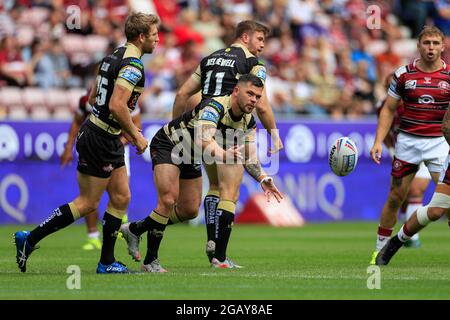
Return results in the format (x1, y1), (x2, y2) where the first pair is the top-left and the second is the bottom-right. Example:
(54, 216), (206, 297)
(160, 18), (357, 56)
(259, 176), (272, 185)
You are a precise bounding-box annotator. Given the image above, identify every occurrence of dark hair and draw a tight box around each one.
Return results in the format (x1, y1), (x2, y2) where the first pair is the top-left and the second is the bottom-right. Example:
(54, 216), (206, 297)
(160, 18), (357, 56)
(235, 20), (270, 39)
(124, 12), (159, 41)
(238, 74), (264, 88)
(418, 25), (445, 42)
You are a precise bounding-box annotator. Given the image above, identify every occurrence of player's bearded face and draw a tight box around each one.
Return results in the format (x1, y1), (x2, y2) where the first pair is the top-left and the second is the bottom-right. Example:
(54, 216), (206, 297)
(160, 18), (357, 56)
(237, 84), (262, 113)
(418, 35), (444, 62)
(143, 25), (159, 53)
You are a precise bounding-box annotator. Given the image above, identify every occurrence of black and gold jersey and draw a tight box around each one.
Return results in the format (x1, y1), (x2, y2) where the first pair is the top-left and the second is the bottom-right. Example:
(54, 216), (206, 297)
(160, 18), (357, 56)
(91, 42), (145, 132)
(163, 95), (257, 149)
(192, 43), (266, 98)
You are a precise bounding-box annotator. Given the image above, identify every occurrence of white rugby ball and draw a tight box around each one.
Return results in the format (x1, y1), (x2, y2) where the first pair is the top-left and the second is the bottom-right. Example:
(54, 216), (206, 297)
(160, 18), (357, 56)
(329, 137), (358, 176)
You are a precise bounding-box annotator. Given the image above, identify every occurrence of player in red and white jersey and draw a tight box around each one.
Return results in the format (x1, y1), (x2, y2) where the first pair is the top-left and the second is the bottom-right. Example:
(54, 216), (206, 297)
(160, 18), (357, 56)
(370, 26), (450, 264)
(60, 89), (141, 251)
(375, 100), (450, 265)
(377, 74), (431, 250)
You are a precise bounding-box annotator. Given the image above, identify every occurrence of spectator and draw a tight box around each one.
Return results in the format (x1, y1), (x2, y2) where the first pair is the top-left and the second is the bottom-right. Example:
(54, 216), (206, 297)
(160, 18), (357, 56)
(49, 38), (76, 88)
(140, 79), (175, 119)
(28, 38), (54, 88)
(433, 0), (450, 36)
(375, 35), (402, 77)
(0, 35), (29, 86)
(351, 32), (377, 82)
(309, 58), (340, 116)
(393, 0), (428, 37)
(193, 7), (225, 55)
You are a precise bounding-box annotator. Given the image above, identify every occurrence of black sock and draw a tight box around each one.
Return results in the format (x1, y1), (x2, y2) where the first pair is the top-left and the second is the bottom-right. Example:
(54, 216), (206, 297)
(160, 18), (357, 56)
(214, 209), (234, 262)
(100, 212), (122, 265)
(204, 194), (220, 241)
(129, 216), (153, 236)
(143, 215), (167, 265)
(28, 204), (75, 247)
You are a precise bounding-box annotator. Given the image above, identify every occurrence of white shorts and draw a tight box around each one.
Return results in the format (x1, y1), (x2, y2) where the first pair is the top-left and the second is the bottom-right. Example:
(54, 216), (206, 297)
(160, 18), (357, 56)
(394, 132), (448, 174)
(416, 162), (431, 179)
(124, 145), (130, 177)
(439, 153), (450, 184)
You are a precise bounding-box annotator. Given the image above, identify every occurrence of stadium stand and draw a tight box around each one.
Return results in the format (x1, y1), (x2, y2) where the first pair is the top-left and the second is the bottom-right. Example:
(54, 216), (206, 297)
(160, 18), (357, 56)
(0, 0), (447, 120)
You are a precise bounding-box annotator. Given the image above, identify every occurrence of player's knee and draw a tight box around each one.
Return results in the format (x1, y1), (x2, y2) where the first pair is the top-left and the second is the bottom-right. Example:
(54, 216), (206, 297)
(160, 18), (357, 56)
(427, 207), (447, 221)
(426, 193), (450, 221)
(408, 187), (424, 199)
(81, 204), (98, 217)
(386, 192), (405, 209)
(183, 206), (199, 220)
(73, 198), (99, 216)
(110, 191), (131, 208)
(159, 193), (177, 210)
(218, 186), (239, 202)
(208, 181), (219, 190)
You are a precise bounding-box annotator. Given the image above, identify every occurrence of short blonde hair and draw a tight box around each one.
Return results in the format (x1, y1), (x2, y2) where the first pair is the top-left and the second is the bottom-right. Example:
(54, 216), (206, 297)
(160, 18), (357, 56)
(235, 20), (270, 39)
(418, 25), (445, 42)
(125, 12), (159, 41)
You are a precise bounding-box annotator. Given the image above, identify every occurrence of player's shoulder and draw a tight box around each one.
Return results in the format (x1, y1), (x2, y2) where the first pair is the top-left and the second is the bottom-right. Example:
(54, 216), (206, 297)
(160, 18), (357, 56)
(120, 43), (144, 68)
(122, 56), (144, 70)
(441, 60), (450, 74)
(202, 46), (228, 61)
(393, 64), (409, 79)
(198, 97), (227, 124)
(205, 96), (227, 113)
(231, 43), (256, 59)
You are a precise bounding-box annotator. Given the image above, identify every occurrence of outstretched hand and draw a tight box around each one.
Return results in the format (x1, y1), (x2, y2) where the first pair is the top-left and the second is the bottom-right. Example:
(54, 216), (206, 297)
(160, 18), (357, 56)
(260, 177), (283, 203)
(269, 135), (284, 154)
(60, 147), (73, 168)
(370, 141), (382, 165)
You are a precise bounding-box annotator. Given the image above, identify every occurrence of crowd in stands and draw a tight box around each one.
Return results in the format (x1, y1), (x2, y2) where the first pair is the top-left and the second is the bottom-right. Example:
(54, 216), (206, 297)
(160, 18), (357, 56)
(1, 0), (449, 120)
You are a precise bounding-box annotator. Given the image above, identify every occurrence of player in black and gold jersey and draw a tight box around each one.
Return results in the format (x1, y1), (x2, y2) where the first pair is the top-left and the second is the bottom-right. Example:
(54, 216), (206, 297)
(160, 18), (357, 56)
(60, 88), (141, 251)
(172, 20), (282, 262)
(14, 12), (159, 274)
(121, 74), (282, 271)
(173, 20), (281, 149)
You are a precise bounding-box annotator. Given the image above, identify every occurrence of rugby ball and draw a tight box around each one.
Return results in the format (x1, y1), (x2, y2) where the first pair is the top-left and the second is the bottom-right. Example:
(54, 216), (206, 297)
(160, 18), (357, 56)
(329, 137), (358, 176)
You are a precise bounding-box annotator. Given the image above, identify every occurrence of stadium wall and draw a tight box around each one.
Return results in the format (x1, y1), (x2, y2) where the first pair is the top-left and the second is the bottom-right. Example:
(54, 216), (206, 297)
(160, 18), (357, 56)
(0, 120), (434, 224)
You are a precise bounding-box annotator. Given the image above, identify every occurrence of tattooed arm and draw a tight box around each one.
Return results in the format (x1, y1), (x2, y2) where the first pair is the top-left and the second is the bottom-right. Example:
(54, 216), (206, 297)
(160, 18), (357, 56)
(243, 129), (267, 181)
(194, 123), (221, 159)
(442, 107), (450, 145)
(194, 123), (242, 162)
(244, 129), (283, 202)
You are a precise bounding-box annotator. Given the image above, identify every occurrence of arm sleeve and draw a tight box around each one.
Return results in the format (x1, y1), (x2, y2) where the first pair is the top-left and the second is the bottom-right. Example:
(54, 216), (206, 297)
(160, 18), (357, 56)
(116, 59), (144, 91)
(197, 99), (225, 127)
(249, 60), (267, 85)
(387, 66), (405, 100)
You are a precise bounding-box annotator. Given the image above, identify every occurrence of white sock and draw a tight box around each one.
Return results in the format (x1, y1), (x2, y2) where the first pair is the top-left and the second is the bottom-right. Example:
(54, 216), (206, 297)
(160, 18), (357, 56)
(397, 225), (412, 243)
(406, 203), (421, 241)
(88, 231), (100, 239)
(376, 226), (393, 251)
(376, 236), (389, 251)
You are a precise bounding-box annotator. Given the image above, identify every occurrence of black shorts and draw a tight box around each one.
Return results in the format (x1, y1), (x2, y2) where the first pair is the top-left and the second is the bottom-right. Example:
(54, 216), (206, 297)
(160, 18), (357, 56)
(76, 120), (125, 178)
(150, 128), (202, 179)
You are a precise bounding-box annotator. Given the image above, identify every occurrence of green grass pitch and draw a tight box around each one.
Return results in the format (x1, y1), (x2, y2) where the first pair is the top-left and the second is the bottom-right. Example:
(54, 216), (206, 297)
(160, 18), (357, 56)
(1, 222), (450, 300)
